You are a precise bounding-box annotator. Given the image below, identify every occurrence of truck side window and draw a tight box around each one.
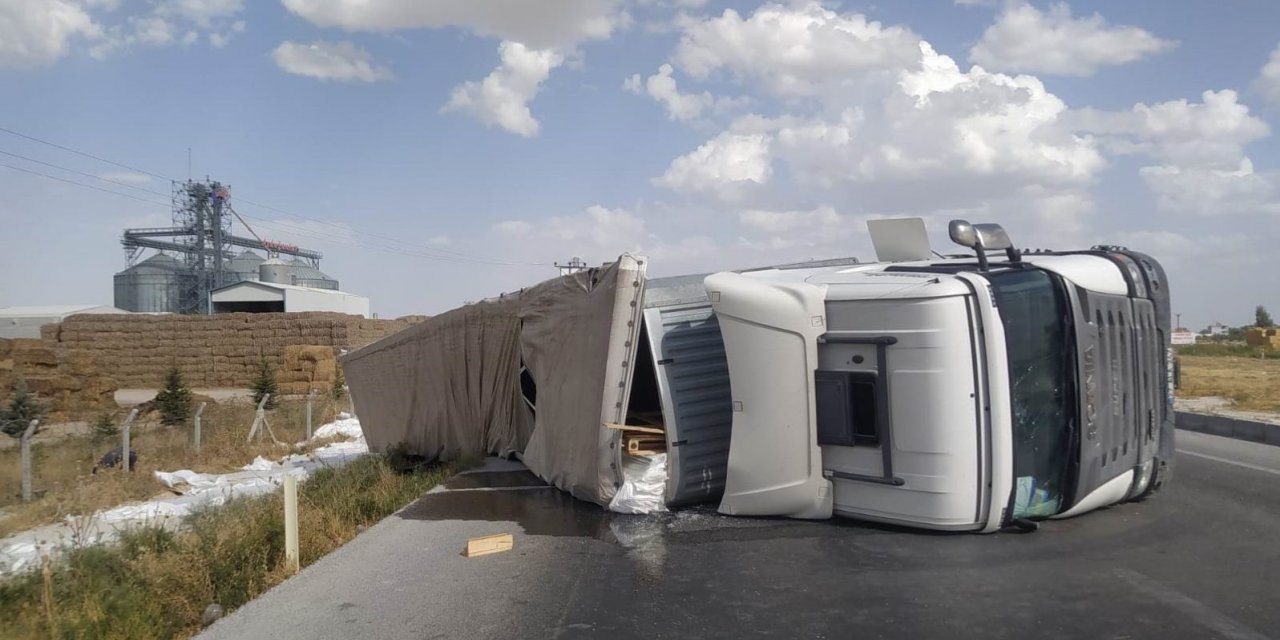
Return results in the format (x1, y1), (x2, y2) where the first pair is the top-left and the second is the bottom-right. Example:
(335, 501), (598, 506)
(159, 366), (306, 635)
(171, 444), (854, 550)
(816, 371), (879, 446)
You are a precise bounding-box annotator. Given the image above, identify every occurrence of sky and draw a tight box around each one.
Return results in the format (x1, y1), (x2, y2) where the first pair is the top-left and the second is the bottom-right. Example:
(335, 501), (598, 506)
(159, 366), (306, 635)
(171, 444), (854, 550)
(1, 0), (1279, 330)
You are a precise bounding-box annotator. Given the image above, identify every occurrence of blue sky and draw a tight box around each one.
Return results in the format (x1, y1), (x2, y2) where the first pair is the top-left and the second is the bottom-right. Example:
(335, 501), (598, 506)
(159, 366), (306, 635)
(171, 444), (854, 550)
(2, 0), (1279, 330)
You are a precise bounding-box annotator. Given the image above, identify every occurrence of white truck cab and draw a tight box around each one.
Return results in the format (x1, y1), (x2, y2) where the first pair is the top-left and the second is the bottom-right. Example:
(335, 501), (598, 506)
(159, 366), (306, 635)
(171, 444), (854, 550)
(706, 219), (1173, 532)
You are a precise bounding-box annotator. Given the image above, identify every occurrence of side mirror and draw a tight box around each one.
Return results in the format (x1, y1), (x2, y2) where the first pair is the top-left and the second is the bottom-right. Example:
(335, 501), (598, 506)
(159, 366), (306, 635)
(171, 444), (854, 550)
(948, 219), (1020, 270)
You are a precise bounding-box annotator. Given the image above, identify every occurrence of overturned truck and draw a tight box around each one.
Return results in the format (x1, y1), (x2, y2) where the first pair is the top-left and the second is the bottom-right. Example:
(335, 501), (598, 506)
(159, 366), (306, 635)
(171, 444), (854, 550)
(342, 218), (1174, 532)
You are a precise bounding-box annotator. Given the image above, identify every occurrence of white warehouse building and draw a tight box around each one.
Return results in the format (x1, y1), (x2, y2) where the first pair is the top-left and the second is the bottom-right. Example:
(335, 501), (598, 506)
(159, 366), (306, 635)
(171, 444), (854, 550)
(208, 256), (371, 317)
(210, 281), (370, 317)
(0, 305), (129, 339)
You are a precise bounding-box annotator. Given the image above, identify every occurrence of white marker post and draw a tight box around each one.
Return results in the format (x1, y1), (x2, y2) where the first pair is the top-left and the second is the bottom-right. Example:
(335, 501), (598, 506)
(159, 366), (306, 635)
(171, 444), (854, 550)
(194, 402), (207, 454)
(20, 419), (39, 503)
(283, 473), (299, 574)
(120, 408), (139, 472)
(306, 389), (315, 441)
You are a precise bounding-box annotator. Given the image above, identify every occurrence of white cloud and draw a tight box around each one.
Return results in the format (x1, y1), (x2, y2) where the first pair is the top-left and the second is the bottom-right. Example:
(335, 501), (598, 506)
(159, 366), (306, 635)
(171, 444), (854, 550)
(1254, 42), (1280, 106)
(734, 205), (869, 251)
(673, 3), (921, 97)
(1139, 160), (1280, 216)
(490, 204), (729, 273)
(1071, 90), (1279, 215)
(1071, 90), (1269, 168)
(656, 131), (772, 201)
(155, 0), (243, 28)
(493, 220), (534, 235)
(493, 205), (645, 258)
(88, 0), (246, 58)
(657, 40), (1101, 214)
(280, 0), (625, 50)
(0, 0), (101, 68)
(208, 19), (244, 48)
(97, 171), (152, 185)
(272, 41), (394, 83)
(634, 3), (1118, 254)
(442, 41), (564, 137)
(970, 2), (1174, 76)
(624, 63), (746, 121)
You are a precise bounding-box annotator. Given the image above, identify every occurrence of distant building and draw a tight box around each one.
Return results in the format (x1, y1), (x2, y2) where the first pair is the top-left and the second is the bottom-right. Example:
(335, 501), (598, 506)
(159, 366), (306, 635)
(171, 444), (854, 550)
(1202, 322), (1231, 336)
(0, 305), (129, 339)
(210, 281), (370, 317)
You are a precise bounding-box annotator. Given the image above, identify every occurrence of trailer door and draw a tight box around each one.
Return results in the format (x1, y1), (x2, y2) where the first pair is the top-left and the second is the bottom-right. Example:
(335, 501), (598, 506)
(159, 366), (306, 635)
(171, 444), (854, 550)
(705, 272), (833, 519)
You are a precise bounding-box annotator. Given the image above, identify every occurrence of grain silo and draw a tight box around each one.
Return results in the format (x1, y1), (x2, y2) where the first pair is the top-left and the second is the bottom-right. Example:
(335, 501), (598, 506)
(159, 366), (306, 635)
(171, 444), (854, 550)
(113, 253), (193, 313)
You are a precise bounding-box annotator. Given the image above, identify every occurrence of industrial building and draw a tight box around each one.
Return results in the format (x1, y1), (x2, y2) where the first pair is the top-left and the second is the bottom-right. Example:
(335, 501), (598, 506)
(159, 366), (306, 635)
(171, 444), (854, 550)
(0, 305), (128, 339)
(211, 280), (370, 316)
(112, 179), (364, 315)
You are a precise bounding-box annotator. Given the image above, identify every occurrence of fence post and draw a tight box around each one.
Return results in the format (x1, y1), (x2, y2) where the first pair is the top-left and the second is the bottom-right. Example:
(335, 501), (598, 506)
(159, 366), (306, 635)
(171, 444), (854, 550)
(306, 390), (315, 441)
(21, 420), (39, 503)
(194, 402), (207, 454)
(247, 394), (270, 443)
(283, 473), (299, 574)
(121, 408), (138, 472)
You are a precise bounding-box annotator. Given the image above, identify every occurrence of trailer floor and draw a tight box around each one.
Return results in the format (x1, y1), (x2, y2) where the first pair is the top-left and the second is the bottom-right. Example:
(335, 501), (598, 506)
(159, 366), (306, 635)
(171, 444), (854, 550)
(200, 431), (1280, 640)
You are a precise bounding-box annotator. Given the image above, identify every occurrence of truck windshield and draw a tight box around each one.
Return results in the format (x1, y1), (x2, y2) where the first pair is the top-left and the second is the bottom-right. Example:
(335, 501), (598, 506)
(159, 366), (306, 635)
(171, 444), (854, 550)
(989, 269), (1076, 519)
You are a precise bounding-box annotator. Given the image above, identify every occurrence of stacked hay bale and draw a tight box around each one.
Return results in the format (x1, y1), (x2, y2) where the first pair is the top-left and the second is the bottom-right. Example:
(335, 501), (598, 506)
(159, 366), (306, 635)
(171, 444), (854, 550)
(0, 336), (118, 417)
(279, 345), (341, 396)
(1245, 327), (1280, 349)
(0, 312), (430, 418)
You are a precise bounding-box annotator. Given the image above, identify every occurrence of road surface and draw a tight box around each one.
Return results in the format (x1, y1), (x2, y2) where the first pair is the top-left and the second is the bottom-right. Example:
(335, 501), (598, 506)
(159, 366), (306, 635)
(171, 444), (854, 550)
(200, 430), (1280, 639)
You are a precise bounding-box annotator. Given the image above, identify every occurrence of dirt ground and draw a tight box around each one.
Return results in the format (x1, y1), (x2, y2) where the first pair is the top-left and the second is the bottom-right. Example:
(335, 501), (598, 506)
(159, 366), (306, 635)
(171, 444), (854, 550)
(1176, 355), (1280, 414)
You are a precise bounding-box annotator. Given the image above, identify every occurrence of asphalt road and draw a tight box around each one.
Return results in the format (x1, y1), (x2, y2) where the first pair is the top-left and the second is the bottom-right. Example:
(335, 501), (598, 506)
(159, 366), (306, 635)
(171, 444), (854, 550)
(200, 431), (1280, 640)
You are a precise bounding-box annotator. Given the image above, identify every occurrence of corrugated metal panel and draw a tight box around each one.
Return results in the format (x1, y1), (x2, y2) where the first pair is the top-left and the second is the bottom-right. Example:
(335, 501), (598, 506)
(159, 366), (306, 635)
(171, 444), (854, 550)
(643, 302), (733, 507)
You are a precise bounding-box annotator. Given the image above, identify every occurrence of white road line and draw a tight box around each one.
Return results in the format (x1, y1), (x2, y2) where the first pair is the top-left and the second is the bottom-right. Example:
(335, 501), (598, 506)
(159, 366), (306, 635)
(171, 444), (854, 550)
(1116, 569), (1274, 640)
(1177, 449), (1280, 477)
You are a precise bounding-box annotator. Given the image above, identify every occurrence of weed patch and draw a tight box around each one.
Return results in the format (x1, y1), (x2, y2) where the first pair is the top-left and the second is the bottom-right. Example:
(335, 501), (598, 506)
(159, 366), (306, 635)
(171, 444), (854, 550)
(0, 455), (451, 639)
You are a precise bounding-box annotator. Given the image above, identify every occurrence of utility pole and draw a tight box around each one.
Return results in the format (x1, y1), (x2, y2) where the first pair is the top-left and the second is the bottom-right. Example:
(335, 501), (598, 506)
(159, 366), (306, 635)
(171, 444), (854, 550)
(555, 257), (587, 277)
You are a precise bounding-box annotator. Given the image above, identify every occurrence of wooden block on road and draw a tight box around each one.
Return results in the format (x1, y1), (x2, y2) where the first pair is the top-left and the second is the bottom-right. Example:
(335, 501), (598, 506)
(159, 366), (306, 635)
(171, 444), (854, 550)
(464, 533), (514, 558)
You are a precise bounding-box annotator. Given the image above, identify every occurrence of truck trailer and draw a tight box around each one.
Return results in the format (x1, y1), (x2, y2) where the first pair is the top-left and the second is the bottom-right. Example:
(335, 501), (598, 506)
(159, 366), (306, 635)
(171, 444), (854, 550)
(706, 219), (1173, 531)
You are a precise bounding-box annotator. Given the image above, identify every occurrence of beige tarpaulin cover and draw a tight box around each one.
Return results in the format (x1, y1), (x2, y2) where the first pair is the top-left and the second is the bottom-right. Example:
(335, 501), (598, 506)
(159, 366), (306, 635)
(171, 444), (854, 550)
(340, 257), (645, 506)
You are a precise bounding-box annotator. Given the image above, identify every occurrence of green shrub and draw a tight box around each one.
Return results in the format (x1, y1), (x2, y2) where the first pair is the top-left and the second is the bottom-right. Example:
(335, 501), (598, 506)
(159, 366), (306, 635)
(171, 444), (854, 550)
(1175, 343), (1272, 358)
(251, 358), (279, 409)
(92, 411), (120, 439)
(155, 367), (194, 427)
(0, 381), (44, 439)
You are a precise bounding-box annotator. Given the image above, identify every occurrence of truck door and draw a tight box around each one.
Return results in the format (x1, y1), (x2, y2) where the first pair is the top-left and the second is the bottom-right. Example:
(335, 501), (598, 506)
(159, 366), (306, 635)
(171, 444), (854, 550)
(704, 272), (833, 519)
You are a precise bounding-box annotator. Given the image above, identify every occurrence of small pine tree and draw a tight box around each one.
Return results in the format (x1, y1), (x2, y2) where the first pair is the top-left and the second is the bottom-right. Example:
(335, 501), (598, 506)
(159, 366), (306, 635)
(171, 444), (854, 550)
(252, 357), (279, 409)
(155, 367), (194, 426)
(93, 411), (120, 439)
(332, 363), (346, 400)
(1257, 305), (1274, 328)
(1, 381), (45, 439)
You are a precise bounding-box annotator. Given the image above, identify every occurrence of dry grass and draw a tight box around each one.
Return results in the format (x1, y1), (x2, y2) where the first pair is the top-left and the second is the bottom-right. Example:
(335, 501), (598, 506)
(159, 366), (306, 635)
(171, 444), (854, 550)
(0, 456), (452, 639)
(0, 397), (347, 538)
(1176, 354), (1280, 413)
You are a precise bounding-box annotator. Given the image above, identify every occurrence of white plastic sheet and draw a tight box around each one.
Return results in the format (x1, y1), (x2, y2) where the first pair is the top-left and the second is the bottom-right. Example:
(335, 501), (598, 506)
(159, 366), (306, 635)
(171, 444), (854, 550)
(0, 415), (370, 575)
(608, 453), (668, 514)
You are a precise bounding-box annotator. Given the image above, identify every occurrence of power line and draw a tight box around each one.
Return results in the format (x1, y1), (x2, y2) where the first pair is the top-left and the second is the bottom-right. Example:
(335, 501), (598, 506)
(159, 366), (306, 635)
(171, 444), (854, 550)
(0, 155), (530, 267)
(0, 126), (174, 182)
(0, 148), (174, 200)
(0, 125), (549, 267)
(0, 162), (172, 208)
